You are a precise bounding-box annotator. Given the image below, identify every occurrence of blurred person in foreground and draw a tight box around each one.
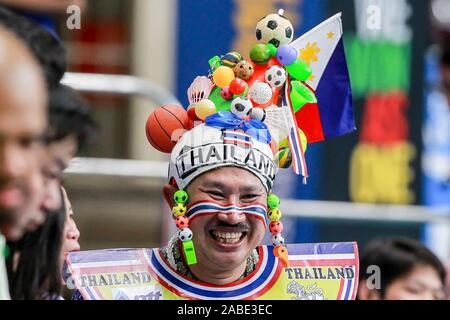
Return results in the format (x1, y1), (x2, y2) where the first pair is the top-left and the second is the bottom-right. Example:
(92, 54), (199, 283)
(358, 237), (446, 300)
(6, 84), (95, 299)
(0, 8), (83, 213)
(7, 186), (80, 299)
(0, 25), (47, 299)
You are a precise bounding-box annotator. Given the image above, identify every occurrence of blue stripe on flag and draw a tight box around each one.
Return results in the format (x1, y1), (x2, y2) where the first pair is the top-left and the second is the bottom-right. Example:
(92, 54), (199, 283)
(315, 38), (355, 138)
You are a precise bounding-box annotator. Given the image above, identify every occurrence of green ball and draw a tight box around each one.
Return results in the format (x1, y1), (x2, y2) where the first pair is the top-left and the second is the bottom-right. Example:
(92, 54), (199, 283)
(174, 190), (189, 204)
(267, 194), (280, 209)
(250, 44), (271, 65)
(275, 147), (292, 168)
(266, 43), (277, 57)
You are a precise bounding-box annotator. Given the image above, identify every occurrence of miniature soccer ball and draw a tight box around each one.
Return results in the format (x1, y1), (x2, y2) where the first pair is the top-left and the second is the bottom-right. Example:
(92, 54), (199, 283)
(267, 208), (282, 221)
(172, 203), (187, 217)
(265, 65), (286, 88)
(250, 107), (266, 122)
(230, 96), (253, 118)
(271, 234), (285, 246)
(255, 13), (294, 48)
(178, 228), (193, 242)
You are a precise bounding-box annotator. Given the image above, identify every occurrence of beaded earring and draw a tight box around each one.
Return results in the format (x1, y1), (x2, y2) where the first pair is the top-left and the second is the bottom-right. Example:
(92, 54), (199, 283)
(172, 189), (197, 265)
(267, 194), (290, 267)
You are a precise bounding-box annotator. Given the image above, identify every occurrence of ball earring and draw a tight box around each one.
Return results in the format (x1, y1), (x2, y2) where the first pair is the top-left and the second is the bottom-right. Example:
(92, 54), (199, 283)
(172, 189), (197, 265)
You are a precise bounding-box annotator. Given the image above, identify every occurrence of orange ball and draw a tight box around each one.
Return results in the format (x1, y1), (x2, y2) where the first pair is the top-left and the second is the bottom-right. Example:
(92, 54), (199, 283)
(145, 105), (193, 153)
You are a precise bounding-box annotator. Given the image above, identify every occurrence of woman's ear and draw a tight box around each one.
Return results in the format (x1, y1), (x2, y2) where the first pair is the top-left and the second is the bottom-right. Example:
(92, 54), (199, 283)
(163, 183), (177, 208)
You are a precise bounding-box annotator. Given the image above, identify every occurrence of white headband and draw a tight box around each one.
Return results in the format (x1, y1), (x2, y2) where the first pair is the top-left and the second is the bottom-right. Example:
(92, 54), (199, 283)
(168, 124), (276, 192)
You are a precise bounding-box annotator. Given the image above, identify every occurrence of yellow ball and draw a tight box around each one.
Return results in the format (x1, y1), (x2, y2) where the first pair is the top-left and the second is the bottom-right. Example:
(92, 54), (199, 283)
(195, 99), (216, 120)
(172, 203), (187, 217)
(267, 208), (282, 221)
(212, 66), (235, 88)
(279, 129), (307, 152)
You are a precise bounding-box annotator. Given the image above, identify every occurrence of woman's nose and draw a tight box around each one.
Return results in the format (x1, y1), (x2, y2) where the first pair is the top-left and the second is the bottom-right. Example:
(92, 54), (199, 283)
(67, 224), (80, 241)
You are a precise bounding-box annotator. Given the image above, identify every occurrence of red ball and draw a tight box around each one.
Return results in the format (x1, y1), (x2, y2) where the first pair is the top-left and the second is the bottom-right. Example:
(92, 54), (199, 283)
(187, 106), (200, 121)
(269, 221), (283, 234)
(229, 78), (247, 95)
(220, 86), (233, 100)
(146, 105), (193, 153)
(175, 215), (189, 229)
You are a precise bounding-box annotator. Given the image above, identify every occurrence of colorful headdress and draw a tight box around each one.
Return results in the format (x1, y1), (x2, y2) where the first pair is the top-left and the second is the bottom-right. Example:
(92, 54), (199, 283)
(145, 10), (354, 268)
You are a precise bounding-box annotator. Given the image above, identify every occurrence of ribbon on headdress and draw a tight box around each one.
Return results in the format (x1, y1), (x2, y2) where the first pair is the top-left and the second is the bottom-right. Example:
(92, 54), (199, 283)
(205, 111), (272, 144)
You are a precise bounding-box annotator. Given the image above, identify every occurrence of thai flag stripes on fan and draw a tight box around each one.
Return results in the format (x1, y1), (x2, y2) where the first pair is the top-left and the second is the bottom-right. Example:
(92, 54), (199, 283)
(283, 81), (308, 180)
(223, 130), (252, 147)
(185, 201), (268, 227)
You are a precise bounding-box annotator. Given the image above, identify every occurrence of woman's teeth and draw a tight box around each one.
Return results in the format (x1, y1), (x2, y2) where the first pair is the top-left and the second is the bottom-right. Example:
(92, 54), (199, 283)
(212, 230), (243, 244)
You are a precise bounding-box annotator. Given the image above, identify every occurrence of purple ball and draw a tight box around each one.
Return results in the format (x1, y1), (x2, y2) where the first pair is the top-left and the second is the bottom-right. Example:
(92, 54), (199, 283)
(276, 44), (298, 66)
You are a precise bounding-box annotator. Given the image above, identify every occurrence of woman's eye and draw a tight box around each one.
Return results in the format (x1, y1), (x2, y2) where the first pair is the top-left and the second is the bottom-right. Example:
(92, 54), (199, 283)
(405, 286), (421, 294)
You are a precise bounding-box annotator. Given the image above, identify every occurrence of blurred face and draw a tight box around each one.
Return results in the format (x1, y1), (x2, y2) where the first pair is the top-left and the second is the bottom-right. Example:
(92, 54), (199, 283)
(184, 167), (267, 281)
(60, 187), (80, 266)
(0, 49), (47, 238)
(2, 167), (47, 240)
(384, 264), (445, 300)
(41, 135), (77, 212)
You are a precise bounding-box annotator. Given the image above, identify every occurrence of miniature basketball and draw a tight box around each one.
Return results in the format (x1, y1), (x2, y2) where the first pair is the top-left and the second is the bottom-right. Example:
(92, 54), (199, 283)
(145, 104), (193, 153)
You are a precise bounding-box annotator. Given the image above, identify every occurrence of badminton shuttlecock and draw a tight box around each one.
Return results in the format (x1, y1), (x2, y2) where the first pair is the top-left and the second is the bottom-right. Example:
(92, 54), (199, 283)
(187, 76), (214, 105)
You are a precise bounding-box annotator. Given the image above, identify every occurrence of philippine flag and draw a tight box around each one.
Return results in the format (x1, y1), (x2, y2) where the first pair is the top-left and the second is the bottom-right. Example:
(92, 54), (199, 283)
(291, 13), (355, 143)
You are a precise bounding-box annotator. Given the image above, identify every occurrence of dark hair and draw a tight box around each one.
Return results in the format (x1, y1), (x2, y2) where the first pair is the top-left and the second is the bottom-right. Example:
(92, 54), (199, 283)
(359, 237), (446, 297)
(0, 6), (66, 89)
(46, 84), (97, 153)
(440, 42), (450, 67)
(6, 189), (66, 300)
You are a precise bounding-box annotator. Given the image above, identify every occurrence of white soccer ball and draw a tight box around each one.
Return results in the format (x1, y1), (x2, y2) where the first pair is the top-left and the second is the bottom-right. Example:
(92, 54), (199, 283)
(265, 65), (286, 88)
(249, 82), (273, 105)
(230, 96), (253, 118)
(250, 107), (266, 122)
(271, 234), (285, 246)
(178, 228), (193, 242)
(255, 13), (294, 48)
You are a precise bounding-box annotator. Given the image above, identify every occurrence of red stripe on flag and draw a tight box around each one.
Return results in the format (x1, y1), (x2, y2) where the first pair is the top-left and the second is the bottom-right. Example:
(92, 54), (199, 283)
(295, 81), (325, 143)
(295, 102), (325, 143)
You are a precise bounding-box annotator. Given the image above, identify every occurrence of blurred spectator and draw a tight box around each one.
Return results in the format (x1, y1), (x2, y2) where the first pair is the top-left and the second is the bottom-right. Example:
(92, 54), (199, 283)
(6, 188), (66, 299)
(358, 237), (446, 300)
(61, 186), (80, 264)
(40, 83), (96, 213)
(1, 7), (96, 213)
(6, 84), (96, 300)
(0, 26), (47, 241)
(0, 25), (47, 300)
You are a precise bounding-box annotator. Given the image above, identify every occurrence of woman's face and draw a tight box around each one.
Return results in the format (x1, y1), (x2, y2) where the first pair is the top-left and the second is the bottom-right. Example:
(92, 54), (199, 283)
(384, 264), (445, 300)
(60, 187), (80, 266)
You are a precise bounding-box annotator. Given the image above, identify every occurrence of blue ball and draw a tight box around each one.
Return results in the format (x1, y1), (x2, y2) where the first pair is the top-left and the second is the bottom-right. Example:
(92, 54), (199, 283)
(276, 44), (298, 66)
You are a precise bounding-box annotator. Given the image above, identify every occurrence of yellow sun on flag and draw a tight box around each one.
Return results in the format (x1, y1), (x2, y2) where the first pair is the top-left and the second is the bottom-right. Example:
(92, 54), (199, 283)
(299, 41), (320, 65)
